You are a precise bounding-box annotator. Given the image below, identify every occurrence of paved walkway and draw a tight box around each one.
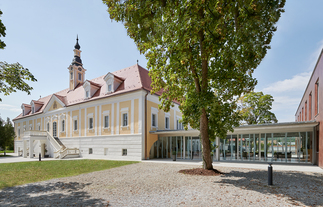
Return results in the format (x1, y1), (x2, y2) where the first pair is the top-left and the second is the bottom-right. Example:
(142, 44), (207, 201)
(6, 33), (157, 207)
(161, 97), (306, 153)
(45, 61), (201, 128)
(1, 153), (323, 173)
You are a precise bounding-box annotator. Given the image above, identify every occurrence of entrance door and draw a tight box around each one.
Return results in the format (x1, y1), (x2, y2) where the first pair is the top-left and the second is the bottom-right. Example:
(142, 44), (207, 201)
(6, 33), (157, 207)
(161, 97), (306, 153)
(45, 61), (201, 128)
(53, 122), (57, 137)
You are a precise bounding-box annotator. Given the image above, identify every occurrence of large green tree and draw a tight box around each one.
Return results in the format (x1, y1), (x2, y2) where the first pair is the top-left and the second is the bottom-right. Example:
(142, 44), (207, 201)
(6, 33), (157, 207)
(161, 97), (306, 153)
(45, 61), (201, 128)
(0, 10), (37, 101)
(104, 0), (285, 169)
(239, 91), (278, 125)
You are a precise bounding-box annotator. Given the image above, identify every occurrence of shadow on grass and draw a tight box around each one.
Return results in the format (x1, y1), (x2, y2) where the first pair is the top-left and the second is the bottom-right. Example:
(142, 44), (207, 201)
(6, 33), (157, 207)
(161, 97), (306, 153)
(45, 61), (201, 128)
(0, 181), (108, 206)
(214, 169), (323, 206)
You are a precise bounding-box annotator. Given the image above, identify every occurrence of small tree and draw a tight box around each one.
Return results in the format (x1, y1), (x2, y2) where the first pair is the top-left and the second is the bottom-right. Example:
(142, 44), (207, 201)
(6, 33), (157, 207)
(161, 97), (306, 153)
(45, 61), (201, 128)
(0, 10), (37, 101)
(0, 117), (15, 156)
(239, 91), (278, 125)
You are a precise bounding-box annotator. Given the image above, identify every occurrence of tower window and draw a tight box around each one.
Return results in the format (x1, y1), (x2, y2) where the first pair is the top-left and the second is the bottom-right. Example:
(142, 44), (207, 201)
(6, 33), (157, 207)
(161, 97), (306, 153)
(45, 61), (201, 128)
(78, 73), (82, 81)
(70, 72), (73, 80)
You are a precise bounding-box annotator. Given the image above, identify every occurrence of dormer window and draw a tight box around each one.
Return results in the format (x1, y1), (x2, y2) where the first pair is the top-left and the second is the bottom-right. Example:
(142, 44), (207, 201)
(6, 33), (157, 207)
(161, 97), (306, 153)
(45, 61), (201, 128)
(103, 72), (123, 94)
(86, 90), (89, 99)
(32, 106), (34, 114)
(22, 108), (25, 116)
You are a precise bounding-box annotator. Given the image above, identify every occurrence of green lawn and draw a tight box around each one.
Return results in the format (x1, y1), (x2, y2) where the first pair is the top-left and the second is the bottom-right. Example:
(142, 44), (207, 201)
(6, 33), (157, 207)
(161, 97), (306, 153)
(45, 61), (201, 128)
(0, 159), (138, 189)
(0, 150), (14, 153)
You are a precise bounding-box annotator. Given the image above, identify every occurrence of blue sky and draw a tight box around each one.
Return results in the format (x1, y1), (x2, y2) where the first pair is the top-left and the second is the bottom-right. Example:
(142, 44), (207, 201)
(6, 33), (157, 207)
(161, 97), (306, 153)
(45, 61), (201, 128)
(0, 1), (322, 123)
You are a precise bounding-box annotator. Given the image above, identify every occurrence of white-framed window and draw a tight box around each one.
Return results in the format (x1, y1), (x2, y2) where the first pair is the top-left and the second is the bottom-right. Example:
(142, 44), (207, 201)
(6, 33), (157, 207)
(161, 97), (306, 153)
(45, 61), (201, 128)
(24, 125), (26, 131)
(120, 108), (129, 127)
(152, 114), (156, 127)
(37, 123), (40, 131)
(122, 149), (127, 156)
(89, 117), (93, 129)
(122, 113), (128, 127)
(53, 122), (57, 137)
(104, 115), (109, 128)
(165, 117), (170, 129)
(29, 124), (32, 130)
(151, 107), (158, 128)
(177, 119), (183, 130)
(108, 84), (112, 92)
(86, 91), (89, 98)
(18, 128), (20, 136)
(61, 120), (65, 132)
(22, 108), (25, 116)
(74, 119), (78, 131)
(32, 106), (34, 114)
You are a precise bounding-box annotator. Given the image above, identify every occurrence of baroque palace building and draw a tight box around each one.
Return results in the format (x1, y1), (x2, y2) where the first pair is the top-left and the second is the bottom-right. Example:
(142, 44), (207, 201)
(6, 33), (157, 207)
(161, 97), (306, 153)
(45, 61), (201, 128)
(13, 38), (182, 160)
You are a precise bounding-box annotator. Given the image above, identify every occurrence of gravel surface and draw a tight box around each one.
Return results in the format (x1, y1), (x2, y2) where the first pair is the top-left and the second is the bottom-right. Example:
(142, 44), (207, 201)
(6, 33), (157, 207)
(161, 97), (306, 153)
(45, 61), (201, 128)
(1, 162), (323, 206)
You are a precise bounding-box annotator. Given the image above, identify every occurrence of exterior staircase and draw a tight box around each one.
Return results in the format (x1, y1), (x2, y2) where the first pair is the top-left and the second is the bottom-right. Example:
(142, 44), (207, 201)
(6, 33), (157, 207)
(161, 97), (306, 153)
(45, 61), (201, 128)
(45, 132), (80, 159)
(54, 137), (66, 149)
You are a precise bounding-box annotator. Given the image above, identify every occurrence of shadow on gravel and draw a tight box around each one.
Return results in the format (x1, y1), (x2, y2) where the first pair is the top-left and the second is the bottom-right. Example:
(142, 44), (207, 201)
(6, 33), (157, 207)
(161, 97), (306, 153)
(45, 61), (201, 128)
(0, 181), (108, 206)
(215, 169), (323, 206)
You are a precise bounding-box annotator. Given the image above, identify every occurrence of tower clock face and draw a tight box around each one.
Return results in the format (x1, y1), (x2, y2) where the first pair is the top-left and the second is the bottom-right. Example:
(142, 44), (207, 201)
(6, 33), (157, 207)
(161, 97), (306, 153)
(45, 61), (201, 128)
(78, 68), (82, 71)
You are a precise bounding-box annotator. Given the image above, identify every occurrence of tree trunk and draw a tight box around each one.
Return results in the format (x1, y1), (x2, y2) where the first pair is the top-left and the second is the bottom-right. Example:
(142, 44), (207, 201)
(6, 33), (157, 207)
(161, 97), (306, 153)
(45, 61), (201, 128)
(200, 108), (213, 170)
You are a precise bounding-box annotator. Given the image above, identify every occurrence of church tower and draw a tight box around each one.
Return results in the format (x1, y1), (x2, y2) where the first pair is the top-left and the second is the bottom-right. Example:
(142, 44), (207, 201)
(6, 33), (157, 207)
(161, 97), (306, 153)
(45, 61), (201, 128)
(68, 36), (86, 90)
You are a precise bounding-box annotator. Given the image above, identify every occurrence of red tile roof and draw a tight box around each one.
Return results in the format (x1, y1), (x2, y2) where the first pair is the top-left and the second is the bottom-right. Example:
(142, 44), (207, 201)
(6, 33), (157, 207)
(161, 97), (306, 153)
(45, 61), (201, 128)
(13, 64), (157, 120)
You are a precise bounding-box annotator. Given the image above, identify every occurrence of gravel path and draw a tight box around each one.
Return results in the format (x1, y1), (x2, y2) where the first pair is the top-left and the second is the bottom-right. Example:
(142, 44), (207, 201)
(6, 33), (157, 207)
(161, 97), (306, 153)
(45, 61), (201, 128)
(1, 162), (323, 206)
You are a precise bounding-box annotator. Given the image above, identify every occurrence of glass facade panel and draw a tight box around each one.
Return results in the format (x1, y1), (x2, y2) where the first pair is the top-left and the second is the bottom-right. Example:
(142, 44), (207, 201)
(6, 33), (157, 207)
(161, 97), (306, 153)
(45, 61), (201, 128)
(149, 131), (314, 164)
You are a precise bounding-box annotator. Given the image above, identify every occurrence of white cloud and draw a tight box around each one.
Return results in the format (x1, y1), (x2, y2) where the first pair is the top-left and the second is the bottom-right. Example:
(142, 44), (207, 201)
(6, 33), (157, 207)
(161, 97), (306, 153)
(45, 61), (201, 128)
(263, 72), (311, 93)
(0, 104), (21, 112)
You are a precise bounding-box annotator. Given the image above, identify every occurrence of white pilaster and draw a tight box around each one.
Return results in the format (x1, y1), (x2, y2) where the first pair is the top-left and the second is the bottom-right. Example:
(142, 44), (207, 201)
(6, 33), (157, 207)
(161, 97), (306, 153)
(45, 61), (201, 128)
(138, 97), (142, 133)
(23, 140), (27, 158)
(84, 108), (87, 137)
(111, 103), (114, 135)
(70, 111), (72, 137)
(29, 138), (33, 159)
(116, 102), (119, 134)
(79, 109), (81, 135)
(131, 99), (134, 134)
(99, 105), (102, 135)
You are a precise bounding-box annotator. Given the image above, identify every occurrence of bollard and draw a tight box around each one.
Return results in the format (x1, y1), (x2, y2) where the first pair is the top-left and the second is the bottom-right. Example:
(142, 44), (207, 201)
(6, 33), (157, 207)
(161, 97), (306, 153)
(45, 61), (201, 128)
(268, 163), (273, 185)
(39, 153), (41, 161)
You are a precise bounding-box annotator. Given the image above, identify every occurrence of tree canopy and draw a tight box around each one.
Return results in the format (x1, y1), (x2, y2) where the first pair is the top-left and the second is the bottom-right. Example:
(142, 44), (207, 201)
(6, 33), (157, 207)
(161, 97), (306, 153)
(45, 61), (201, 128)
(0, 10), (37, 101)
(104, 0), (285, 169)
(239, 91), (278, 125)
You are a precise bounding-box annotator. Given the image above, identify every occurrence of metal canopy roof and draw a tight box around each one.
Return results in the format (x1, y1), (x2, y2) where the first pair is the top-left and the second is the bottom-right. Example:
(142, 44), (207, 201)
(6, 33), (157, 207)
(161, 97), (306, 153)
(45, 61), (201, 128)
(149, 121), (319, 137)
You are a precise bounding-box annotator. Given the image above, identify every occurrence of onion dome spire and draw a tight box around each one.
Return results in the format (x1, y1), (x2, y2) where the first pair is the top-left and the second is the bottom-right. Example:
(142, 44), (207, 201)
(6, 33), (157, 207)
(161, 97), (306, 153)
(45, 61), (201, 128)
(74, 35), (80, 50)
